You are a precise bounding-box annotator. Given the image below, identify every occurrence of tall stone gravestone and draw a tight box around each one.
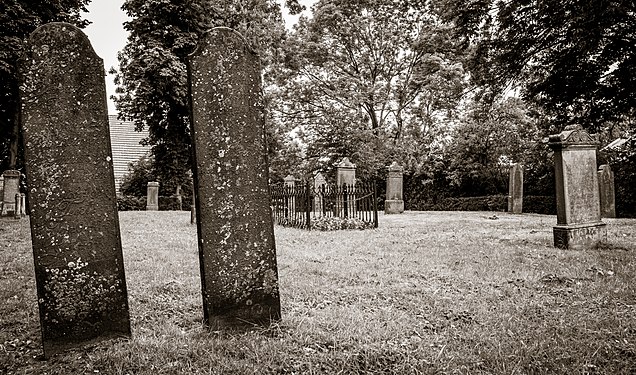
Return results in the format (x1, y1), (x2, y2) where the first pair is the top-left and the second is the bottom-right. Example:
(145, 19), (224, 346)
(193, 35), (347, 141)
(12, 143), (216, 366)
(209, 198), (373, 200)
(548, 125), (606, 249)
(0, 174), (4, 212)
(336, 157), (356, 217)
(385, 162), (404, 214)
(20, 23), (131, 357)
(507, 163), (523, 214)
(597, 164), (616, 218)
(146, 181), (159, 211)
(1, 170), (20, 216)
(188, 27), (281, 328)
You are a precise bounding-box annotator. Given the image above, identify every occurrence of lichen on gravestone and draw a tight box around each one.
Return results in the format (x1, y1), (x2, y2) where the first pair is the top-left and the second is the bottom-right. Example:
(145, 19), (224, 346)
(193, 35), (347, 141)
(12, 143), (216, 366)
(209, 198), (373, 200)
(20, 22), (131, 358)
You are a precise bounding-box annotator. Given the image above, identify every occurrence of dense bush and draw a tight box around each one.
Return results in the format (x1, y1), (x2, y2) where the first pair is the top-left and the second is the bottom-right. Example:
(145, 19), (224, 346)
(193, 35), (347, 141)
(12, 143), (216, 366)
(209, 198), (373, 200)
(117, 196), (192, 211)
(310, 216), (375, 231)
(523, 195), (556, 215)
(406, 195), (507, 212)
(117, 196), (145, 211)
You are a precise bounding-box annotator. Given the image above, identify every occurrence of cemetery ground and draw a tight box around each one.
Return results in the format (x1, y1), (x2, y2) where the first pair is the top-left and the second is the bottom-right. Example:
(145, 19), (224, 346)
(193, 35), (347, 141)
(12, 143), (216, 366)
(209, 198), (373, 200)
(1, 212), (635, 374)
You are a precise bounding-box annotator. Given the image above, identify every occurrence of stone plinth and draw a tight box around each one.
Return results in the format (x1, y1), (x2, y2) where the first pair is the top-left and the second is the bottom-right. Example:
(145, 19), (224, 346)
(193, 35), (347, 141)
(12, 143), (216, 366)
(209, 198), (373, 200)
(385, 162), (404, 214)
(548, 125), (606, 249)
(598, 165), (616, 218)
(146, 181), (159, 211)
(1, 170), (20, 216)
(507, 163), (523, 214)
(20, 23), (130, 358)
(188, 27), (280, 329)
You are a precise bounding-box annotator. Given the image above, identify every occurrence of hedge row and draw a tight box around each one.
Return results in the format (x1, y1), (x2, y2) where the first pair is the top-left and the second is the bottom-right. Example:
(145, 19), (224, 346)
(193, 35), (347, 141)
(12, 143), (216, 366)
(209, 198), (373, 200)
(404, 194), (556, 214)
(117, 196), (193, 211)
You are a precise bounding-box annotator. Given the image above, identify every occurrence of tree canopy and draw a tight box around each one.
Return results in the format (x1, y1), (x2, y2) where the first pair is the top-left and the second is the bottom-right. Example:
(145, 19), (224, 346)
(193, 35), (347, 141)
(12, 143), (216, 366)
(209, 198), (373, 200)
(0, 0), (90, 171)
(271, 0), (465, 178)
(437, 0), (636, 132)
(114, 0), (286, 193)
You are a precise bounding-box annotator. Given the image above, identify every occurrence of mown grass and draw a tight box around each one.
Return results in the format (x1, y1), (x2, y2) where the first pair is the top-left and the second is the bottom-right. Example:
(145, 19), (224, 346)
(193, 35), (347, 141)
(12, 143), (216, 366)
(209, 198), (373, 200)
(1, 211), (635, 374)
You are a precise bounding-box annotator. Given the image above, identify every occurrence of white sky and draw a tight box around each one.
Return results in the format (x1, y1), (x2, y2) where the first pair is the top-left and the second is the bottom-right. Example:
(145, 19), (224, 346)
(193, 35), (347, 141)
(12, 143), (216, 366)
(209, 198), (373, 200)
(81, 0), (315, 115)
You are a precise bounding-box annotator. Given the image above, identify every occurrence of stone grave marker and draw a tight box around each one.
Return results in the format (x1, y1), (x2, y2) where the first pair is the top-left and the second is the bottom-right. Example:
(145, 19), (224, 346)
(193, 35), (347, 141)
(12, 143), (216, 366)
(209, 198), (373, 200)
(385, 162), (404, 214)
(188, 27), (281, 328)
(20, 23), (131, 357)
(146, 181), (159, 210)
(598, 164), (616, 218)
(0, 174), (4, 209)
(507, 163), (523, 214)
(336, 157), (356, 217)
(2, 170), (20, 216)
(548, 125), (606, 249)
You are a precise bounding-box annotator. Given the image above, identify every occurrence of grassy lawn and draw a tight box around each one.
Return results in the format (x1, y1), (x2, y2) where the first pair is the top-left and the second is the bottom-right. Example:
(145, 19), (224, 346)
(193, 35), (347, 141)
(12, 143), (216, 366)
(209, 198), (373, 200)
(1, 211), (635, 374)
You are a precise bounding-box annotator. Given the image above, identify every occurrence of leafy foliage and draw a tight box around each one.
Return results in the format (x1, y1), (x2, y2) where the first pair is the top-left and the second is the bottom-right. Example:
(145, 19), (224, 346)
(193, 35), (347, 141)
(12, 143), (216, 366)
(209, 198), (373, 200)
(437, 0), (636, 130)
(0, 0), (90, 171)
(114, 0), (287, 190)
(271, 0), (465, 179)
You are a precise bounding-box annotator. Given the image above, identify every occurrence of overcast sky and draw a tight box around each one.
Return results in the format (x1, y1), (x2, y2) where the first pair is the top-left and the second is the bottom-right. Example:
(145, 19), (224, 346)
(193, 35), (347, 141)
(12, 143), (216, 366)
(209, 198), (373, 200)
(81, 0), (315, 115)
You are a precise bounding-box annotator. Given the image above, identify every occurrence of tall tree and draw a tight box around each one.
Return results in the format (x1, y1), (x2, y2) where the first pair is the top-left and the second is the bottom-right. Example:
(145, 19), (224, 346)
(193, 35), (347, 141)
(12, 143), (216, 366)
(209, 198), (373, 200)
(0, 0), (90, 171)
(114, 0), (286, 193)
(437, 0), (636, 131)
(273, 0), (464, 178)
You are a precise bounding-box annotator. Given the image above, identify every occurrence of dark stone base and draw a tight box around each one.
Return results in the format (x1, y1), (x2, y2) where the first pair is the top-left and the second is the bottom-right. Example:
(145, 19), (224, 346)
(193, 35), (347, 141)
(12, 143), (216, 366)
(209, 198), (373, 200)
(553, 222), (607, 250)
(507, 196), (523, 214)
(384, 200), (404, 214)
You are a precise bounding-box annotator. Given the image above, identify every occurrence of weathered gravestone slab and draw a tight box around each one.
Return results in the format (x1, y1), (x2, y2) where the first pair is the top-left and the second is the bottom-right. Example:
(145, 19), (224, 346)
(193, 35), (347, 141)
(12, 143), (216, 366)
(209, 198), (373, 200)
(385, 162), (404, 214)
(598, 164), (616, 218)
(188, 27), (281, 328)
(146, 181), (159, 211)
(20, 23), (131, 357)
(548, 125), (606, 249)
(507, 163), (523, 214)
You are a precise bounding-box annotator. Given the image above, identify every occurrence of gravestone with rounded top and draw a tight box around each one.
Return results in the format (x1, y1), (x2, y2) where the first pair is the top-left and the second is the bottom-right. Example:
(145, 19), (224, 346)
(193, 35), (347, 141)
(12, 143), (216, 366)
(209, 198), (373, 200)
(597, 164), (616, 218)
(548, 125), (606, 249)
(188, 27), (281, 329)
(1, 170), (20, 216)
(507, 163), (523, 214)
(385, 162), (404, 214)
(146, 181), (159, 211)
(20, 23), (131, 358)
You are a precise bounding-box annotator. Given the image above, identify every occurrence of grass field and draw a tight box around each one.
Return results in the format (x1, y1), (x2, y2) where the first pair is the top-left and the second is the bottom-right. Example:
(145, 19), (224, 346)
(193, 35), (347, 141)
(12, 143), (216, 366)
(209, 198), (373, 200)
(1, 211), (635, 374)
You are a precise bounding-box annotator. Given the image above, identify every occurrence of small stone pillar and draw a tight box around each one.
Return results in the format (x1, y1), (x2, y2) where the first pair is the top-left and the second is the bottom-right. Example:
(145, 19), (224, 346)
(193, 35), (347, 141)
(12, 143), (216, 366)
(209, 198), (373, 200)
(548, 125), (606, 249)
(507, 163), (524, 214)
(385, 162), (404, 214)
(598, 164), (616, 218)
(336, 157), (356, 217)
(20, 193), (26, 216)
(14, 193), (21, 220)
(1, 170), (20, 216)
(146, 181), (159, 211)
(313, 172), (327, 215)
